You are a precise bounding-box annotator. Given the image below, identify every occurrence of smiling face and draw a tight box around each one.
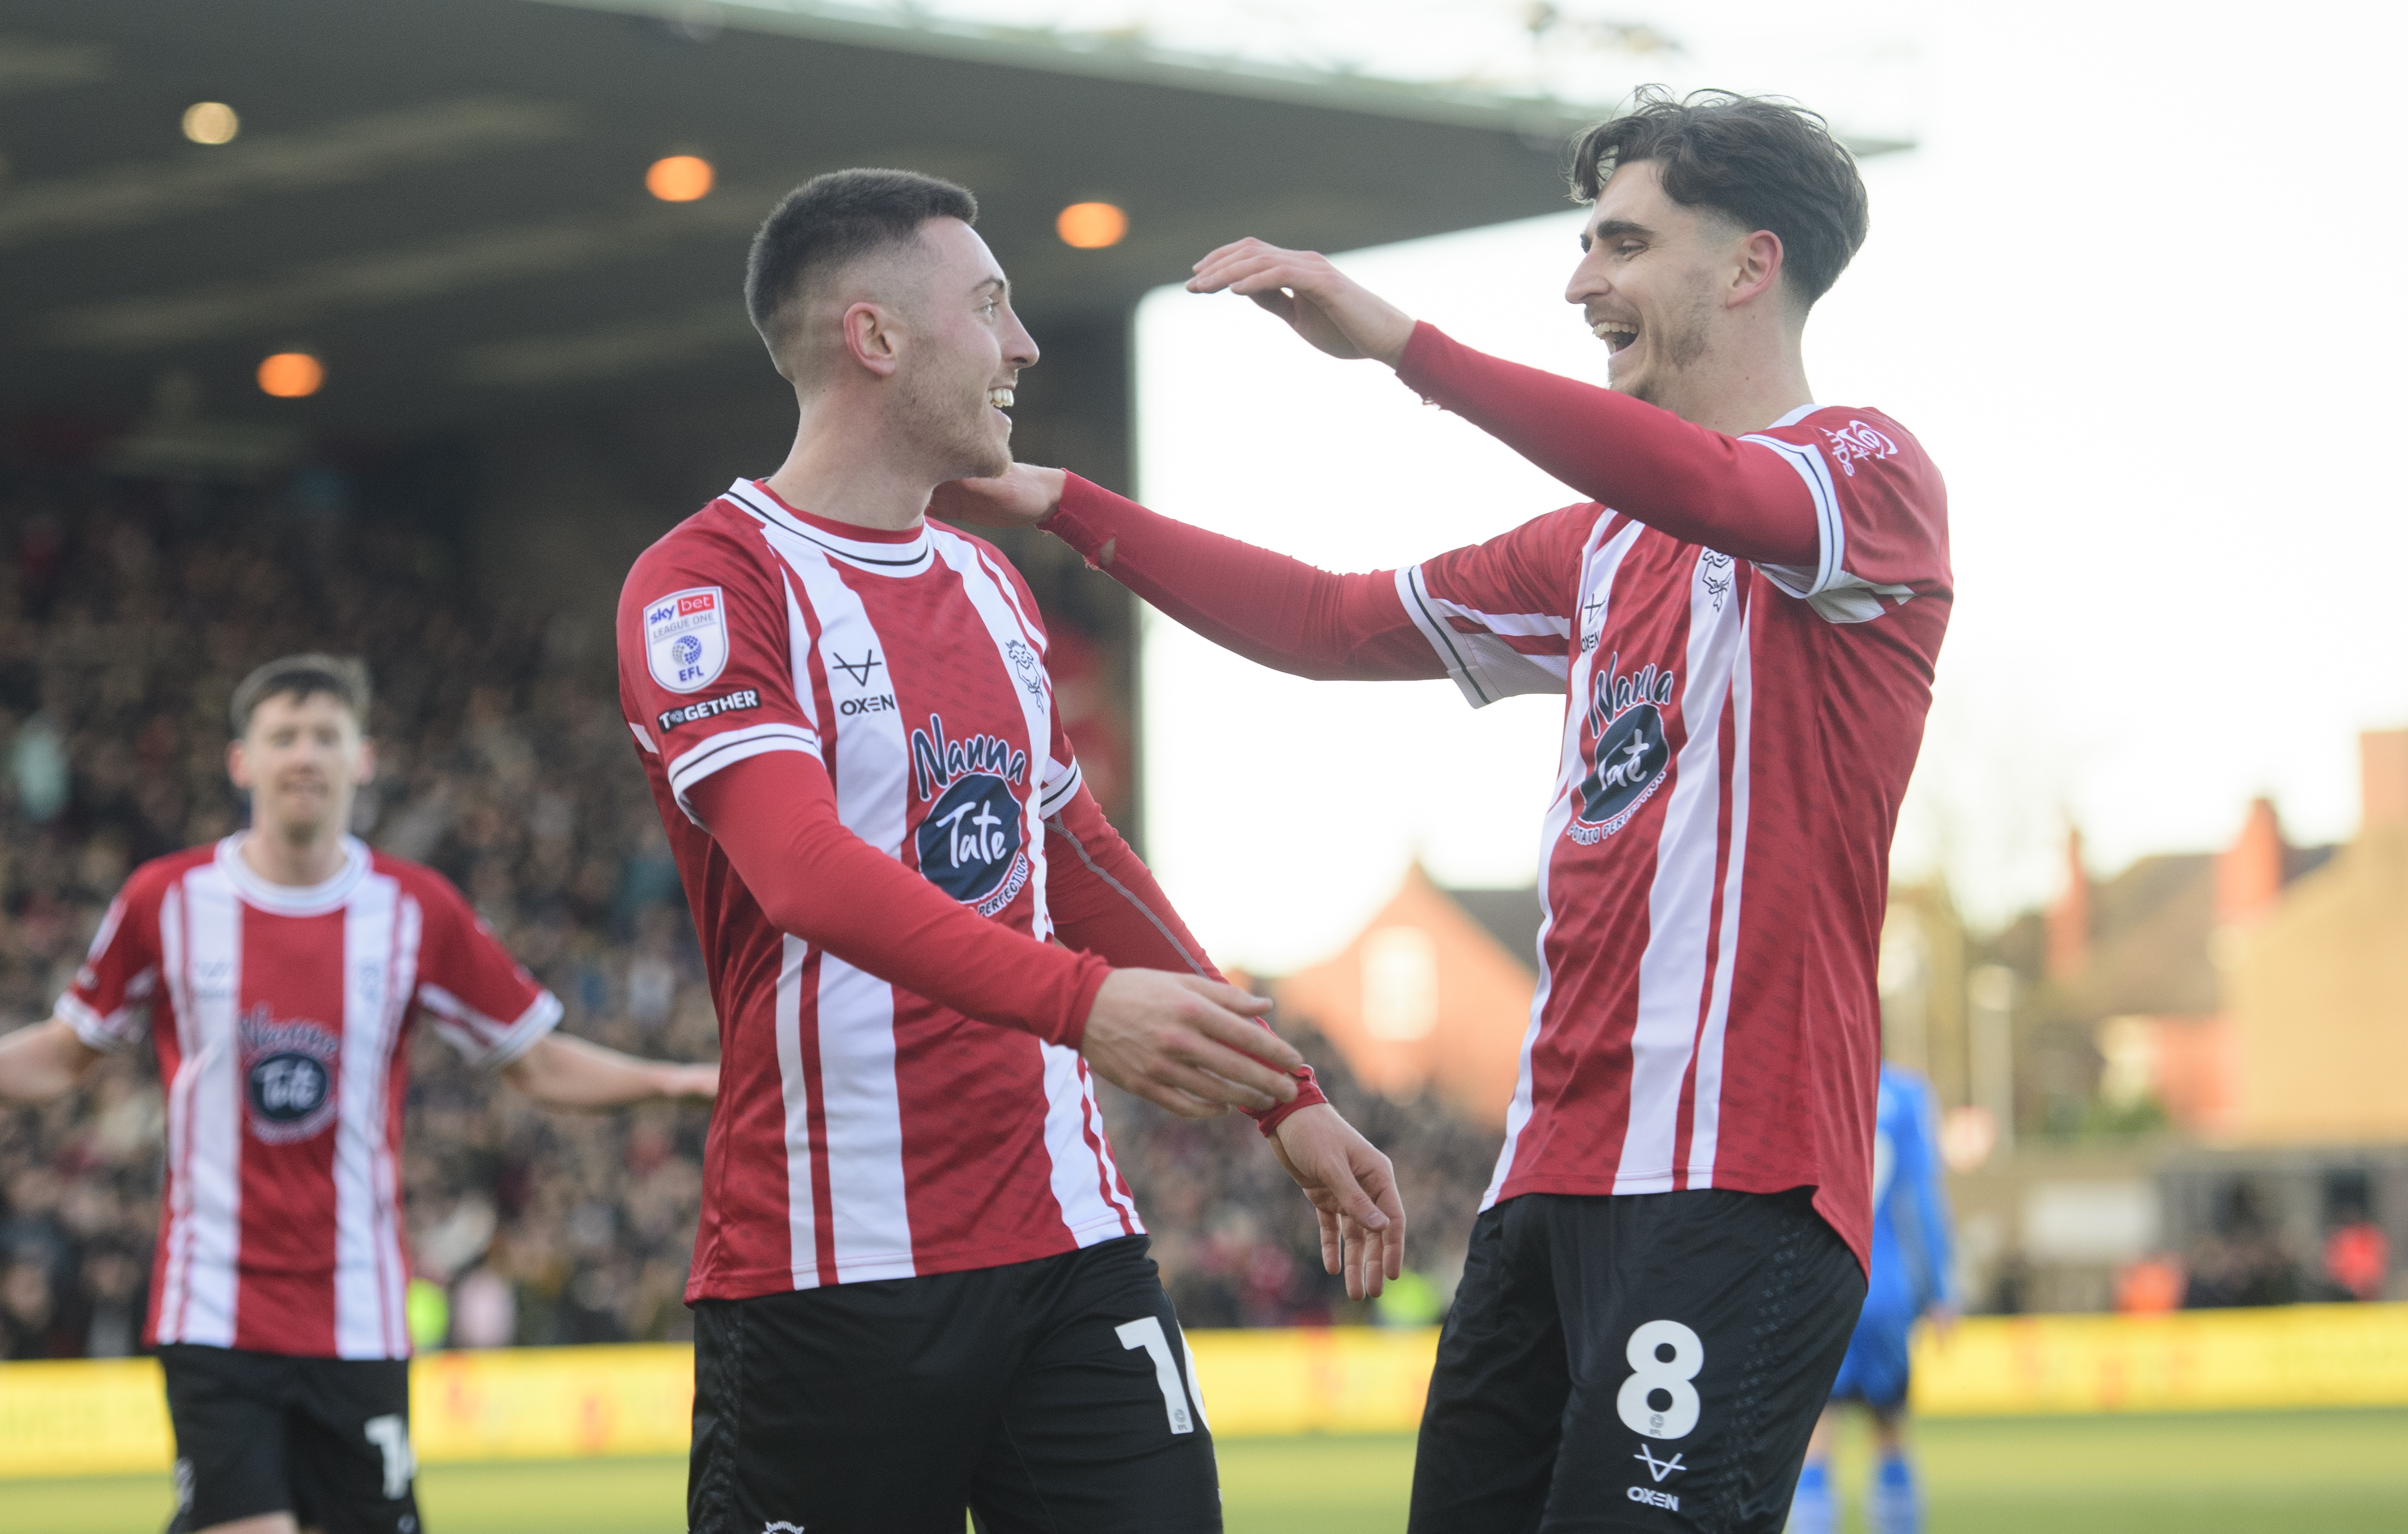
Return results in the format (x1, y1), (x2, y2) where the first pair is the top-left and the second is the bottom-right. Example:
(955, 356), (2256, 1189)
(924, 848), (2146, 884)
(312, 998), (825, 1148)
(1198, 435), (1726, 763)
(228, 690), (374, 844)
(893, 216), (1039, 480)
(1565, 159), (1759, 410)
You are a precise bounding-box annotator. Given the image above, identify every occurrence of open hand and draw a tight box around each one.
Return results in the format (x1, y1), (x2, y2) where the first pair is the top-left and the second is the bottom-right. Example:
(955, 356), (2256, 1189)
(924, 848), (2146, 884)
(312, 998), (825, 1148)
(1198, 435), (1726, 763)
(1079, 970), (1304, 1119)
(929, 463), (1066, 531)
(1186, 238), (1417, 365)
(1270, 1104), (1407, 1300)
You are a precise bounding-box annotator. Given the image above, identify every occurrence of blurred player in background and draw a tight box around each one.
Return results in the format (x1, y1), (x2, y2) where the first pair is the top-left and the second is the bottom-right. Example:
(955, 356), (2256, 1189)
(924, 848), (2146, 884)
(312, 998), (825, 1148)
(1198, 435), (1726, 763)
(618, 170), (1402, 1534)
(942, 88), (1950, 1532)
(0, 654), (716, 1534)
(1786, 1062), (1955, 1534)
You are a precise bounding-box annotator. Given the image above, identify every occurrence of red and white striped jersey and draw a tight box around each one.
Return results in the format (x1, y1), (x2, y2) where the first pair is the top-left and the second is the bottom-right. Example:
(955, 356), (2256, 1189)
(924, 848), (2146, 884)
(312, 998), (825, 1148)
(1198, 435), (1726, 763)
(1402, 404), (1949, 1267)
(616, 481), (1148, 1302)
(60, 836), (560, 1357)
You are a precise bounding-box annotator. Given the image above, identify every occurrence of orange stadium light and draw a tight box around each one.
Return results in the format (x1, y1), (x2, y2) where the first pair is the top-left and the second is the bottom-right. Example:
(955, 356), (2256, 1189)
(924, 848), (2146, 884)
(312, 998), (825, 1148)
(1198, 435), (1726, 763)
(646, 154), (715, 202)
(257, 352), (324, 398)
(181, 101), (239, 145)
(1055, 201), (1127, 250)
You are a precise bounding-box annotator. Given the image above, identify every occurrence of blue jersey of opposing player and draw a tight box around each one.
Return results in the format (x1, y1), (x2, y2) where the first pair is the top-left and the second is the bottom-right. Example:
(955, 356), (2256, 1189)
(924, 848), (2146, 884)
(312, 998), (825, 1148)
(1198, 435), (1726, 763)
(1830, 1064), (1954, 1407)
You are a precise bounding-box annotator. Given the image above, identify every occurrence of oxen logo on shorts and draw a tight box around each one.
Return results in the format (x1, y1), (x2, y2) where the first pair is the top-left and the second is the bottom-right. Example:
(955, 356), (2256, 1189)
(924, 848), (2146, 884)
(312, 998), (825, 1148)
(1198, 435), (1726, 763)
(1570, 654), (1675, 846)
(644, 586), (730, 694)
(238, 1004), (340, 1144)
(909, 713), (1032, 917)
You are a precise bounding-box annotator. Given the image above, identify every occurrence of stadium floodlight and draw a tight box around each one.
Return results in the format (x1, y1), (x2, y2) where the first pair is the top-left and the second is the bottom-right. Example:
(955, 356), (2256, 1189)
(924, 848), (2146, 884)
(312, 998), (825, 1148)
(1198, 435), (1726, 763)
(257, 352), (324, 398)
(181, 101), (240, 145)
(645, 154), (715, 202)
(1056, 201), (1127, 249)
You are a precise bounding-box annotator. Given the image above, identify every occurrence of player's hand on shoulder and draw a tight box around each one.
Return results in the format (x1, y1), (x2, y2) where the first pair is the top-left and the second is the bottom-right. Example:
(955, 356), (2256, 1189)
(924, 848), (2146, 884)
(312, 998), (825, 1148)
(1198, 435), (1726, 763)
(1078, 969), (1302, 1120)
(1185, 238), (1416, 366)
(1270, 1103), (1407, 1302)
(930, 464), (1065, 530)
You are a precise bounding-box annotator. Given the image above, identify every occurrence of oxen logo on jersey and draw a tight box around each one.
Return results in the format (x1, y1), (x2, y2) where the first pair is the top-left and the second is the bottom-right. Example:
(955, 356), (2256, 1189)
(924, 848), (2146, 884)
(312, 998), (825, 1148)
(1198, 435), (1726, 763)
(1820, 420), (1897, 477)
(910, 714), (1033, 916)
(1570, 653), (1676, 846)
(644, 587), (730, 694)
(238, 1004), (340, 1144)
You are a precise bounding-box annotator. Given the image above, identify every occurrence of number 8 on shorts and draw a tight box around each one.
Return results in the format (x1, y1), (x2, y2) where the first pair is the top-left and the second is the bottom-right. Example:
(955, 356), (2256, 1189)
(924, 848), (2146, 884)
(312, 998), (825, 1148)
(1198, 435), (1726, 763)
(1616, 1319), (1703, 1440)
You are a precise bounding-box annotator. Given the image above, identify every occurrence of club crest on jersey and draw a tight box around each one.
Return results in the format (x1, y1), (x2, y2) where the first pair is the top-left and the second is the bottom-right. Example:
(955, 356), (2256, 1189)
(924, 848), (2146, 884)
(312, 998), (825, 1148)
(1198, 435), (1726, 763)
(238, 1004), (340, 1144)
(1820, 419), (1897, 477)
(1003, 637), (1046, 700)
(644, 586), (730, 694)
(910, 714), (1032, 915)
(1570, 653), (1675, 845)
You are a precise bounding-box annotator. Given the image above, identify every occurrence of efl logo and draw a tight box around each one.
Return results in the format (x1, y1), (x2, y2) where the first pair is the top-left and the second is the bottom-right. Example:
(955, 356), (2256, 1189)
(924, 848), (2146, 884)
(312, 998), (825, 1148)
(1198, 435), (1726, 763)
(644, 585), (730, 694)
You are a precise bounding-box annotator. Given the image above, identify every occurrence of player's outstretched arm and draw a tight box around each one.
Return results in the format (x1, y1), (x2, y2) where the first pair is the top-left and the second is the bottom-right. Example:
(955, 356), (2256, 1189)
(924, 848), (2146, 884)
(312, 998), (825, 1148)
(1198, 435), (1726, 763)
(687, 752), (1303, 1119)
(0, 1019), (105, 1105)
(1183, 237), (1818, 566)
(932, 469), (1441, 684)
(1269, 1104), (1406, 1302)
(500, 1032), (717, 1111)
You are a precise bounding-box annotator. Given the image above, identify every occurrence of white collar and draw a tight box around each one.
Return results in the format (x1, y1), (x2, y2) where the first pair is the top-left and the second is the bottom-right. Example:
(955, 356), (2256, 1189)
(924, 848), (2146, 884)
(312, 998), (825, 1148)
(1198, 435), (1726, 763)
(1766, 402), (1823, 429)
(215, 833), (371, 915)
(723, 479), (934, 577)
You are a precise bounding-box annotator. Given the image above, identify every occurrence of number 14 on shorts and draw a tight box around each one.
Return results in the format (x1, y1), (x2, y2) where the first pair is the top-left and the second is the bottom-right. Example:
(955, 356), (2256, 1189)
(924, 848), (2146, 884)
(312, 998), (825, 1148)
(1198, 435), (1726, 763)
(1616, 1319), (1703, 1440)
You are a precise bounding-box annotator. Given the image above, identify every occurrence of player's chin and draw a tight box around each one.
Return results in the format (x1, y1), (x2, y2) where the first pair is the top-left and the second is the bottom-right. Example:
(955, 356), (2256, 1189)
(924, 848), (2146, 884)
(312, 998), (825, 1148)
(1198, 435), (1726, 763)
(962, 437), (1012, 481)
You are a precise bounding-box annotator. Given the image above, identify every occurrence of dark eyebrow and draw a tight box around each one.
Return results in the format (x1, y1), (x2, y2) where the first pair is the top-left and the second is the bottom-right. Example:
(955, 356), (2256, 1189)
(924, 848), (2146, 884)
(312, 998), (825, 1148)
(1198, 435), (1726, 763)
(1589, 219), (1654, 243)
(973, 275), (1008, 300)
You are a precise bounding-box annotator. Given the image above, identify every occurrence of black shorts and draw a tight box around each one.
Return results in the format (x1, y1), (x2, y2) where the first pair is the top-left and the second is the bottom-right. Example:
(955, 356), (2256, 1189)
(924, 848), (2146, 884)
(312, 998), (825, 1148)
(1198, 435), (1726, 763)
(1410, 1188), (1865, 1534)
(159, 1344), (419, 1534)
(689, 1235), (1219, 1534)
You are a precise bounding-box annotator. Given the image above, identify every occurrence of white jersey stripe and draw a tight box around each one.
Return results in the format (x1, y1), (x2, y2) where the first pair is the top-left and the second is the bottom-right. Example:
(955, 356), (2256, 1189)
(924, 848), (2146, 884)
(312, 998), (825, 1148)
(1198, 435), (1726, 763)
(1399, 565), (1563, 706)
(781, 538), (916, 1283)
(378, 890), (424, 1353)
(155, 881), (195, 1342)
(772, 933), (822, 1289)
(934, 531), (1056, 936)
(334, 875), (397, 1358)
(1079, 1064), (1142, 1232)
(1482, 514), (1627, 1209)
(1037, 1041), (1127, 1240)
(1685, 613), (1753, 1186)
(815, 956), (914, 1281)
(174, 865), (244, 1348)
(1613, 551), (1749, 1191)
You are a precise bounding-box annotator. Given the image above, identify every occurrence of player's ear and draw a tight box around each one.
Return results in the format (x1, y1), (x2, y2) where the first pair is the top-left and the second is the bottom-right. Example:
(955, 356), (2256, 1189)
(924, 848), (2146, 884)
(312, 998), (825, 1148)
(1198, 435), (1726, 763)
(1729, 229), (1784, 310)
(355, 737), (378, 787)
(226, 738), (251, 791)
(842, 301), (903, 378)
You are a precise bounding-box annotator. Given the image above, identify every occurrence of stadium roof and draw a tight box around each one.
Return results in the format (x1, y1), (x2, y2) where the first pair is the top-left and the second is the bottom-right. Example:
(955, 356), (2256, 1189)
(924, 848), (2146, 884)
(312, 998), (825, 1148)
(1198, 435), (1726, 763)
(0, 0), (1619, 448)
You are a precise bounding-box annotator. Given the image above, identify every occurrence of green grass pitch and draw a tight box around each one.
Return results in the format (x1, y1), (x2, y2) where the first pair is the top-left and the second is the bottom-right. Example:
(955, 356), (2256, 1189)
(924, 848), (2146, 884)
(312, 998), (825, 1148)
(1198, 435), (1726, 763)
(7, 1411), (2403, 1532)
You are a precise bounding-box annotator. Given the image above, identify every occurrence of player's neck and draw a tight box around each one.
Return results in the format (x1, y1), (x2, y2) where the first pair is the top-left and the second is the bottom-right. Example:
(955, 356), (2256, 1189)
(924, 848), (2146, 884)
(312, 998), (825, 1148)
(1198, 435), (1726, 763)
(238, 821), (350, 887)
(763, 396), (941, 534)
(1655, 323), (1814, 436)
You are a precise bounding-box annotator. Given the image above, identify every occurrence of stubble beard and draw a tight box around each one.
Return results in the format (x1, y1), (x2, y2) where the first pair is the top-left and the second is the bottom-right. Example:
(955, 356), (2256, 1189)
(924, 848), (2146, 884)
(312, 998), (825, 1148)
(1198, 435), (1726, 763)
(899, 365), (1010, 481)
(1621, 286), (1716, 413)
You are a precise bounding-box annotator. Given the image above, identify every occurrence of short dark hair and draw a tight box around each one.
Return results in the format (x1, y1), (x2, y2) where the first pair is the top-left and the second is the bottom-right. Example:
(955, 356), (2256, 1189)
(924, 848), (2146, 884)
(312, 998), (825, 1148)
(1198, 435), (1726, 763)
(228, 653), (370, 737)
(1570, 88), (1869, 308)
(744, 168), (979, 365)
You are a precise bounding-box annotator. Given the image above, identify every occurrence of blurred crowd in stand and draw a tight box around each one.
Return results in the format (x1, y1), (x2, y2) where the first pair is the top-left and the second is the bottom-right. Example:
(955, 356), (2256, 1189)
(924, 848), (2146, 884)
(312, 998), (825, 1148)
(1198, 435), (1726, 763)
(0, 463), (1502, 1360)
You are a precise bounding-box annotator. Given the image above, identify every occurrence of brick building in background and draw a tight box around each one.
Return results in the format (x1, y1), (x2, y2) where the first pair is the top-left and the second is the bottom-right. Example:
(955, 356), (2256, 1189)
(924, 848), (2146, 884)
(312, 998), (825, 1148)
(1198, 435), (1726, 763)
(1272, 866), (1539, 1131)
